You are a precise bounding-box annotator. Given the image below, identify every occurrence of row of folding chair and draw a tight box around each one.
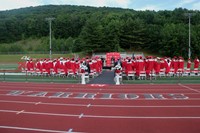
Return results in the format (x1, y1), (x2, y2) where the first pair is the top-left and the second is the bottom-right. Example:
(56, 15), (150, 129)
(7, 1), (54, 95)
(122, 69), (200, 80)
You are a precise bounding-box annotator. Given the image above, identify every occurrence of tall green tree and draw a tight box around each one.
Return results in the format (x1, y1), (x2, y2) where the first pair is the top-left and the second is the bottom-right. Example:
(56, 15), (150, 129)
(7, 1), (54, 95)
(120, 18), (147, 50)
(160, 23), (188, 57)
(0, 5), (199, 58)
(79, 13), (104, 52)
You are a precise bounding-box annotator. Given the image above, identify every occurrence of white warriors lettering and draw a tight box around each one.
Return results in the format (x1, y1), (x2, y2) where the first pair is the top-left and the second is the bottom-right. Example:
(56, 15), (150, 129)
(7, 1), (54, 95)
(6, 90), (189, 100)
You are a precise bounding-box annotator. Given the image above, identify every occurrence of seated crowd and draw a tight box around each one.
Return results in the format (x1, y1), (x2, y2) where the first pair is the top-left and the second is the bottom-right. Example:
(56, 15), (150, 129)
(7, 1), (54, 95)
(19, 56), (103, 77)
(19, 55), (200, 79)
(117, 56), (200, 79)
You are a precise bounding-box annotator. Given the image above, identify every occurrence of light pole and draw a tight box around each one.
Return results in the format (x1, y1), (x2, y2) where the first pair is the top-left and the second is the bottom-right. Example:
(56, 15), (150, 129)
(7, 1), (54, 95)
(185, 13), (194, 59)
(46, 17), (55, 60)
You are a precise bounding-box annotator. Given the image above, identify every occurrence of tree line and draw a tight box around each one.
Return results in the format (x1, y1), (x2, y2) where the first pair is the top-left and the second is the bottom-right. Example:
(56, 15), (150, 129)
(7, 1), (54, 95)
(0, 5), (200, 59)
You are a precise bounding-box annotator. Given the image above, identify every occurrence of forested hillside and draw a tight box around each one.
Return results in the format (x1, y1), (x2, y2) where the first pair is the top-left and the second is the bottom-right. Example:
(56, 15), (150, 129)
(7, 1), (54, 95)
(0, 5), (200, 58)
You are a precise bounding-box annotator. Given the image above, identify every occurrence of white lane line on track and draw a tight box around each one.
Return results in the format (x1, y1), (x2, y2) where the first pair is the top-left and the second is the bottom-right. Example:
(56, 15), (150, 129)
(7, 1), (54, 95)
(0, 100), (87, 107)
(0, 109), (200, 119)
(67, 128), (73, 133)
(1, 84), (197, 91)
(85, 115), (200, 119)
(0, 100), (36, 104)
(178, 84), (200, 93)
(0, 126), (84, 133)
(1, 100), (200, 108)
(87, 104), (91, 108)
(0, 109), (79, 117)
(35, 102), (41, 105)
(94, 105), (200, 108)
(16, 110), (24, 115)
(79, 113), (84, 119)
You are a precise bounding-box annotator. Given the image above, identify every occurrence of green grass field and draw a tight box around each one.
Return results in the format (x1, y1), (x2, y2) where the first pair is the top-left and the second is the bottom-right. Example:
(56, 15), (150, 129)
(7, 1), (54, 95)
(0, 53), (81, 70)
(123, 76), (200, 84)
(0, 75), (80, 83)
(0, 54), (77, 63)
(0, 73), (199, 84)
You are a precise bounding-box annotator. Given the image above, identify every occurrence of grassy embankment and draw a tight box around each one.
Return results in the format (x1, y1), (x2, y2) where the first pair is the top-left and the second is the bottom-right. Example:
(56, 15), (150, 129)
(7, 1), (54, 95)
(0, 38), (85, 69)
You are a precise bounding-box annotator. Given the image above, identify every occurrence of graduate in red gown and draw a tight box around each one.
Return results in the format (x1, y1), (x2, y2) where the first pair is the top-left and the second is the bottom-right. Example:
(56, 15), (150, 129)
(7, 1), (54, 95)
(165, 58), (172, 75)
(194, 57), (199, 70)
(187, 58), (191, 70)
